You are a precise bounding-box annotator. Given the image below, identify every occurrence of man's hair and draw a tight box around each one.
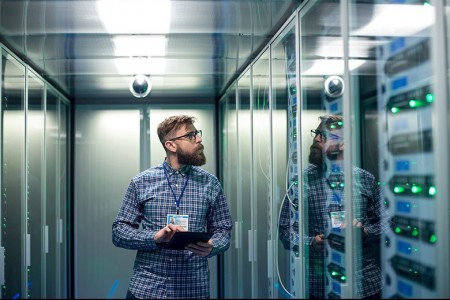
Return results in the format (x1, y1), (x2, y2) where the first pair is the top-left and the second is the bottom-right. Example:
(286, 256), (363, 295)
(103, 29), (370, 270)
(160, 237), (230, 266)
(157, 115), (197, 144)
(319, 114), (343, 131)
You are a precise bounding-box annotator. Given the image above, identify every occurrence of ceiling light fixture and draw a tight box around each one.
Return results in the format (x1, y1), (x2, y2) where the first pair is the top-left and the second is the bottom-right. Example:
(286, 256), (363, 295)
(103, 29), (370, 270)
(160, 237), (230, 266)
(129, 74), (152, 98)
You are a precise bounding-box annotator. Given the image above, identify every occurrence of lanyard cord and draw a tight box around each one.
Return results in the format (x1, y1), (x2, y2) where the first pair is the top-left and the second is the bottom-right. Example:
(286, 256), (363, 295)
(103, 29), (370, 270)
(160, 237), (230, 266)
(326, 175), (344, 209)
(163, 164), (190, 215)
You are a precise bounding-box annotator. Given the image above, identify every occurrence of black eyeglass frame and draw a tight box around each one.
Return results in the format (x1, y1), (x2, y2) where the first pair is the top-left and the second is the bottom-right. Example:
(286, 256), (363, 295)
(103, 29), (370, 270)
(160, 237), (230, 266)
(310, 129), (341, 141)
(168, 130), (202, 141)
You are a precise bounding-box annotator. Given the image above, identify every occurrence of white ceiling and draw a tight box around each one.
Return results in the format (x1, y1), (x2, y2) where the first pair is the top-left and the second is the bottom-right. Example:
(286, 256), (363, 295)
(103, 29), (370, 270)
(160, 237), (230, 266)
(0, 0), (302, 104)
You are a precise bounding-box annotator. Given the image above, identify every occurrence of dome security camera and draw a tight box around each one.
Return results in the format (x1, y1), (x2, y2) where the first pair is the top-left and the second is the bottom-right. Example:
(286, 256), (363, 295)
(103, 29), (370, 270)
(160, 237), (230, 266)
(324, 75), (344, 98)
(129, 74), (151, 98)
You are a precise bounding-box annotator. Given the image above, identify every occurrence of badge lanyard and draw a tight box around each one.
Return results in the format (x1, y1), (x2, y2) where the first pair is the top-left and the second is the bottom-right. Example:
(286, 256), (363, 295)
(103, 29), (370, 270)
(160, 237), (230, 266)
(326, 175), (344, 209)
(163, 164), (190, 215)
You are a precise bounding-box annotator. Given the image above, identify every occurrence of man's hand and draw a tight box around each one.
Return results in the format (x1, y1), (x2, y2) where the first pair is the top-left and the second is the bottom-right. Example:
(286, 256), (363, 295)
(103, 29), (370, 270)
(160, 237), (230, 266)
(312, 234), (325, 252)
(154, 224), (186, 244)
(340, 219), (368, 237)
(185, 240), (213, 257)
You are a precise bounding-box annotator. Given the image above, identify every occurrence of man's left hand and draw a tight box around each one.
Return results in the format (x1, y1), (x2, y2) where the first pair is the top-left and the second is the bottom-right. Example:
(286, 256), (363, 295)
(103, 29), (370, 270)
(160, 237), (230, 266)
(185, 240), (213, 257)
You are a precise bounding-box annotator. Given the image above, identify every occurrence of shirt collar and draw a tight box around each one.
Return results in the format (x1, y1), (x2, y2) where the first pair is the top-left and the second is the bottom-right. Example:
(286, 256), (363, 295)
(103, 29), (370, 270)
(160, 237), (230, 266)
(163, 160), (191, 176)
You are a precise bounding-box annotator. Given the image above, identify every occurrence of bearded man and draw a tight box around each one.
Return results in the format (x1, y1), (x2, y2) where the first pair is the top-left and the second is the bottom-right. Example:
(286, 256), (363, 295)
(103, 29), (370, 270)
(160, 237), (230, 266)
(279, 114), (388, 299)
(113, 115), (232, 299)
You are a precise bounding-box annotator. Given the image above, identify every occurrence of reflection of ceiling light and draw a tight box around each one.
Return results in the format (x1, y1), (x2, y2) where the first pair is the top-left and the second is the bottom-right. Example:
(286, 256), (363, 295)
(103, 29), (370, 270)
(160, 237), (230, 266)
(129, 74), (151, 98)
(115, 57), (166, 75)
(113, 36), (167, 57)
(351, 4), (434, 37)
(96, 0), (172, 34)
(302, 59), (365, 76)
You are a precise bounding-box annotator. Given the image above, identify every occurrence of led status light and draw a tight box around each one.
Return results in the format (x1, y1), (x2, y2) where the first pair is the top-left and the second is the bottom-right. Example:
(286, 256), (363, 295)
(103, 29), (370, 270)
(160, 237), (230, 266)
(429, 234), (437, 243)
(394, 186), (405, 194)
(409, 99), (426, 108)
(428, 186), (437, 196)
(411, 185), (422, 194)
(391, 106), (400, 113)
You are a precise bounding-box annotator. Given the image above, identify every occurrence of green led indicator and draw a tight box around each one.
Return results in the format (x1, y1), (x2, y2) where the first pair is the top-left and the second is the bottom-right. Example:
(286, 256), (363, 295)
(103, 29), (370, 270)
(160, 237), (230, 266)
(341, 276), (346, 281)
(426, 93), (434, 102)
(395, 227), (402, 234)
(429, 234), (437, 243)
(409, 100), (417, 107)
(412, 228), (419, 237)
(338, 121), (343, 126)
(428, 186), (437, 196)
(331, 183), (337, 188)
(391, 107), (400, 114)
(411, 185), (422, 194)
(423, 2), (431, 7)
(394, 186), (405, 193)
(332, 271), (339, 276)
(340, 182), (345, 188)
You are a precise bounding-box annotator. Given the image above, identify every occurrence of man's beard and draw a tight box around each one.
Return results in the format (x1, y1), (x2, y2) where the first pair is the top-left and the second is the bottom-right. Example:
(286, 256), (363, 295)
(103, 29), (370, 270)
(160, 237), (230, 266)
(178, 145), (206, 166)
(308, 143), (323, 166)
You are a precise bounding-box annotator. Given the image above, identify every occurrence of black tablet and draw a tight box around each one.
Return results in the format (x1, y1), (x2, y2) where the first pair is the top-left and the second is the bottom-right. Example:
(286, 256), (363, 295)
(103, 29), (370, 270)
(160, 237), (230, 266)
(166, 231), (213, 250)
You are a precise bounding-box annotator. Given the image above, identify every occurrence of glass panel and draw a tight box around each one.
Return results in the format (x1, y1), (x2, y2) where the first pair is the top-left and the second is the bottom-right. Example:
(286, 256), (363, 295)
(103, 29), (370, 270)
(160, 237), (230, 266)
(273, 22), (298, 299)
(75, 108), (140, 299)
(252, 49), (271, 298)
(221, 87), (239, 299)
(1, 50), (26, 299)
(59, 100), (69, 298)
(27, 72), (45, 298)
(237, 69), (252, 298)
(45, 89), (58, 298)
(299, 1), (348, 299)
(348, 1), (436, 298)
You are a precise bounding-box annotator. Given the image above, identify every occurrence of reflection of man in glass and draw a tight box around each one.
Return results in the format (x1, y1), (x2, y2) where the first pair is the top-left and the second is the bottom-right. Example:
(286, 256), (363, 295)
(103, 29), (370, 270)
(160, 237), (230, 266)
(279, 115), (388, 299)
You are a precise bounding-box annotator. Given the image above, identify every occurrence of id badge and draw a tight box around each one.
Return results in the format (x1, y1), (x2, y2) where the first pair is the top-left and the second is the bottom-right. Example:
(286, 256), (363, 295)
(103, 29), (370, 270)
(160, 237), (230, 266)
(167, 214), (189, 231)
(330, 211), (345, 228)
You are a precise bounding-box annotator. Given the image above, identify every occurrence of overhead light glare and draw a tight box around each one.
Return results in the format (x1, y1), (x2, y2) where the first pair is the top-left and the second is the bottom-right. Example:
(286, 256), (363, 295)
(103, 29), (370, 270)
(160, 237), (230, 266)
(96, 0), (172, 34)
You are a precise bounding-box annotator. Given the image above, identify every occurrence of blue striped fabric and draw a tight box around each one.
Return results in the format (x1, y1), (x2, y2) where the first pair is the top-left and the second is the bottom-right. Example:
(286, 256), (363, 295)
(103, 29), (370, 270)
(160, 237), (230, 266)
(112, 161), (232, 299)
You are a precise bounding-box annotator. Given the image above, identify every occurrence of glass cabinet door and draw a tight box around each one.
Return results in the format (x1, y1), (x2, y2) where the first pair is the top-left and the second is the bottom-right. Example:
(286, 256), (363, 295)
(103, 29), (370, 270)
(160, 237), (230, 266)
(1, 50), (26, 299)
(237, 69), (253, 298)
(272, 21), (299, 299)
(221, 86), (239, 299)
(45, 89), (58, 299)
(348, 1), (437, 298)
(251, 48), (271, 298)
(27, 72), (45, 298)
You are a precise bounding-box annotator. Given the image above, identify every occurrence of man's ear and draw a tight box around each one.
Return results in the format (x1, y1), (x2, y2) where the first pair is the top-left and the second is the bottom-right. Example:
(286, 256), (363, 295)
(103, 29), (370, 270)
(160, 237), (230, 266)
(164, 140), (177, 153)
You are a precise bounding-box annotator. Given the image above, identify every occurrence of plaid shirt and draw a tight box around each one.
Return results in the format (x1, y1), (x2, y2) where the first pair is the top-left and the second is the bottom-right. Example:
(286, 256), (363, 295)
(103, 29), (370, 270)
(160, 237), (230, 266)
(112, 161), (232, 299)
(280, 164), (388, 298)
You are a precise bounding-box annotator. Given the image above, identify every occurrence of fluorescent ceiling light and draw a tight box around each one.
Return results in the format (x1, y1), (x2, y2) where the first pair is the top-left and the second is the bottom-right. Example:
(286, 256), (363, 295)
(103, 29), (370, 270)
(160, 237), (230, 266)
(113, 36), (167, 57)
(351, 4), (434, 37)
(302, 59), (365, 76)
(96, 0), (172, 34)
(97, 0), (171, 78)
(114, 57), (167, 75)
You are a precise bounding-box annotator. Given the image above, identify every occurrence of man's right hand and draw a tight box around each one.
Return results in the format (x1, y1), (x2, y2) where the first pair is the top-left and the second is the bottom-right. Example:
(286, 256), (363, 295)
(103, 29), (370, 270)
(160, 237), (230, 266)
(312, 234), (325, 252)
(154, 224), (186, 244)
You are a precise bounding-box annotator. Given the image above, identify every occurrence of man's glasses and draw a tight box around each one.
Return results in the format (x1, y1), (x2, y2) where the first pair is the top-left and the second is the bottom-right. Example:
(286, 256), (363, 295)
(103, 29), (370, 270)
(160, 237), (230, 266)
(169, 130), (202, 141)
(310, 129), (341, 141)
